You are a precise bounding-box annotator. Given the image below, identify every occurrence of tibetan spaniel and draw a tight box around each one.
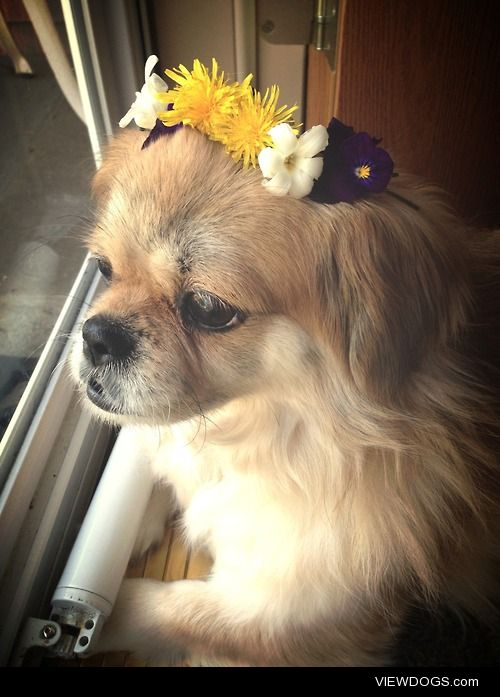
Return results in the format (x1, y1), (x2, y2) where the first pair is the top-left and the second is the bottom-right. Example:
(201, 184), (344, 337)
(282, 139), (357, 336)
(72, 126), (500, 666)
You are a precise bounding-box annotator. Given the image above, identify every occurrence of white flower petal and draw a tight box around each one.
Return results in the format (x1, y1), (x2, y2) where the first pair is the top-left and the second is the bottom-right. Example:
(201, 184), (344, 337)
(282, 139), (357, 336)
(137, 90), (158, 113)
(134, 107), (158, 130)
(295, 125), (329, 159)
(258, 147), (285, 178)
(288, 169), (315, 199)
(263, 170), (292, 196)
(152, 99), (167, 113)
(120, 56), (169, 129)
(148, 73), (168, 94)
(294, 155), (324, 180)
(144, 55), (159, 81)
(269, 123), (298, 158)
(140, 82), (151, 98)
(119, 107), (135, 128)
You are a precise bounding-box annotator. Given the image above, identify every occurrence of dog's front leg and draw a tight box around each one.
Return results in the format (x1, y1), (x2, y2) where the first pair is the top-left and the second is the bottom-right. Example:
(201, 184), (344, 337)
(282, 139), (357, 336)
(99, 577), (312, 666)
(96, 577), (297, 666)
(95, 577), (395, 666)
(96, 577), (248, 666)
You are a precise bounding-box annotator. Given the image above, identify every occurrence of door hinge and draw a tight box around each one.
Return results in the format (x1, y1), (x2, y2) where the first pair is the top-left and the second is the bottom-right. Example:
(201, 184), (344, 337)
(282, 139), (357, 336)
(258, 0), (339, 70)
(258, 0), (315, 45)
(311, 0), (339, 68)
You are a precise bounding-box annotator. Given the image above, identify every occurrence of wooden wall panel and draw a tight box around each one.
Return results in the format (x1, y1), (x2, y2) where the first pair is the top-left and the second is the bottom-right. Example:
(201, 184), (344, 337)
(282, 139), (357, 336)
(305, 48), (337, 130)
(307, 0), (500, 225)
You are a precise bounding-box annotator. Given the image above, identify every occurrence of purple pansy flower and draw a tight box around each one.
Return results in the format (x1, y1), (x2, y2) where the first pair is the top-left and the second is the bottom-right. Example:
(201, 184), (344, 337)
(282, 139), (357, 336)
(309, 118), (393, 204)
(142, 105), (183, 150)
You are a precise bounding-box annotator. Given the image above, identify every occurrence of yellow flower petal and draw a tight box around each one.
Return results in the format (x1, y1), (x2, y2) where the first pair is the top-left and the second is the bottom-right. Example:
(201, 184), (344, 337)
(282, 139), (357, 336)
(161, 59), (249, 136)
(158, 59), (297, 168)
(214, 86), (297, 167)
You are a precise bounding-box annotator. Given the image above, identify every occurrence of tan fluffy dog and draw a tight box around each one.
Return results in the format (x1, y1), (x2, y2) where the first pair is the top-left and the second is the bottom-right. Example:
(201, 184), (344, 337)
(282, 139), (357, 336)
(72, 126), (500, 665)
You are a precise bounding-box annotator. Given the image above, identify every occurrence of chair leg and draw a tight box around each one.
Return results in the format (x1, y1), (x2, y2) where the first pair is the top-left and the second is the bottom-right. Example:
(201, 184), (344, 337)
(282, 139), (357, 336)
(0, 9), (33, 75)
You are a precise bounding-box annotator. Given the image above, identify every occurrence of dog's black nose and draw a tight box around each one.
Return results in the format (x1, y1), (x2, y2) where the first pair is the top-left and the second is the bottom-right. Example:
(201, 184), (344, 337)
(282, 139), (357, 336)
(82, 314), (136, 367)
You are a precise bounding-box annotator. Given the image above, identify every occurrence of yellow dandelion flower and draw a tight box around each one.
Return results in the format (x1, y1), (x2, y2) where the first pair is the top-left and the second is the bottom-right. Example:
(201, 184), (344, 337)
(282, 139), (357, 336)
(159, 58), (251, 136)
(214, 86), (298, 168)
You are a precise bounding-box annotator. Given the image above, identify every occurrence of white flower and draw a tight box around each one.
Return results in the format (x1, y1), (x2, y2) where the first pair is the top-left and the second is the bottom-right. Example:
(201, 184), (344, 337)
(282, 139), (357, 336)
(258, 123), (329, 198)
(119, 55), (169, 130)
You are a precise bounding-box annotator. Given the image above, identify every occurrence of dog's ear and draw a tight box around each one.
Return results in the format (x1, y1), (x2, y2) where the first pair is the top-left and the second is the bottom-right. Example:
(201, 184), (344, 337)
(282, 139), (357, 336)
(318, 195), (469, 402)
(91, 130), (144, 202)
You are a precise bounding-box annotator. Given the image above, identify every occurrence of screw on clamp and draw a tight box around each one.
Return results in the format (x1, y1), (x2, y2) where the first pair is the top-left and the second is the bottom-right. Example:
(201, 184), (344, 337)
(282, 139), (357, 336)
(40, 624), (58, 641)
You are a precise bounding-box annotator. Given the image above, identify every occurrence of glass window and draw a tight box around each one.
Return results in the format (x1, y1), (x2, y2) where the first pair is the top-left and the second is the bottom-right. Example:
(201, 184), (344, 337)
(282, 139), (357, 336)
(0, 0), (93, 440)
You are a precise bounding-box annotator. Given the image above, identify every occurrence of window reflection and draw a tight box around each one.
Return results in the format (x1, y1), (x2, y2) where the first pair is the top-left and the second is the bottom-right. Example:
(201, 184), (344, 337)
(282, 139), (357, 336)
(0, 4), (93, 439)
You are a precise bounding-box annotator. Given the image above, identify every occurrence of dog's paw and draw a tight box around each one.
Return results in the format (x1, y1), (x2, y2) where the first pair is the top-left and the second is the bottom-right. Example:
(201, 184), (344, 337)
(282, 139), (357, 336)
(95, 579), (187, 665)
(131, 484), (178, 561)
(131, 515), (168, 560)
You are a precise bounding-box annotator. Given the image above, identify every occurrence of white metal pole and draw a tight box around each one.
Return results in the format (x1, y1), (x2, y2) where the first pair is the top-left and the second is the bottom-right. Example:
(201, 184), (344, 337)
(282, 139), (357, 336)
(51, 426), (154, 655)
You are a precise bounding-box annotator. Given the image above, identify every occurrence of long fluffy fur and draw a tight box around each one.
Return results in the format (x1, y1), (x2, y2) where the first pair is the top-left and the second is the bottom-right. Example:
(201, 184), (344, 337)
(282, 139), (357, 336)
(72, 127), (500, 665)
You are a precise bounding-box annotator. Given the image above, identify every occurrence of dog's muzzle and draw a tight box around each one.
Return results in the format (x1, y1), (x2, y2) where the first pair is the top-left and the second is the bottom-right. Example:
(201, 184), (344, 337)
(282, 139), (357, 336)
(81, 314), (137, 410)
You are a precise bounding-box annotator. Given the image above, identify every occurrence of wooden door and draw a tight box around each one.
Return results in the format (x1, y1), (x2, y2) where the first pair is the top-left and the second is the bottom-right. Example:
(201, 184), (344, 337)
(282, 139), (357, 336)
(306, 0), (500, 227)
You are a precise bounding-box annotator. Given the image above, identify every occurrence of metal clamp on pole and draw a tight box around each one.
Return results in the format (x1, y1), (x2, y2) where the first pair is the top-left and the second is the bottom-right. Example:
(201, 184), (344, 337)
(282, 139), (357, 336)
(11, 619), (61, 665)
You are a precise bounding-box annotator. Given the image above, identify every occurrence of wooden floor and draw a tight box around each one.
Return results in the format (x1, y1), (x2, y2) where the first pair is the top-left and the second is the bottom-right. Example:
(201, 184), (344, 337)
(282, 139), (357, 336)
(43, 524), (212, 667)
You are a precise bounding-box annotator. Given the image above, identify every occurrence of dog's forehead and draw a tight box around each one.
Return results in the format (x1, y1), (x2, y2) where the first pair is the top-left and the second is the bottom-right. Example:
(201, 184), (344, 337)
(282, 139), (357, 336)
(89, 129), (316, 308)
(95, 144), (279, 267)
(91, 180), (277, 308)
(93, 127), (297, 260)
(98, 179), (257, 263)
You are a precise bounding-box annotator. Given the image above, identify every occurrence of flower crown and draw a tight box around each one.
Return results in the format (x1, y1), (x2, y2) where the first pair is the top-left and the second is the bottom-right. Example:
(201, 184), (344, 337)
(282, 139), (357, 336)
(120, 56), (394, 203)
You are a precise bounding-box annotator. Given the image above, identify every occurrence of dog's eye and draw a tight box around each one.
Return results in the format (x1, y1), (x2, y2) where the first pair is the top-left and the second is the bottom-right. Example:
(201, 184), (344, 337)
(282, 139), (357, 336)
(182, 291), (243, 331)
(96, 257), (112, 282)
